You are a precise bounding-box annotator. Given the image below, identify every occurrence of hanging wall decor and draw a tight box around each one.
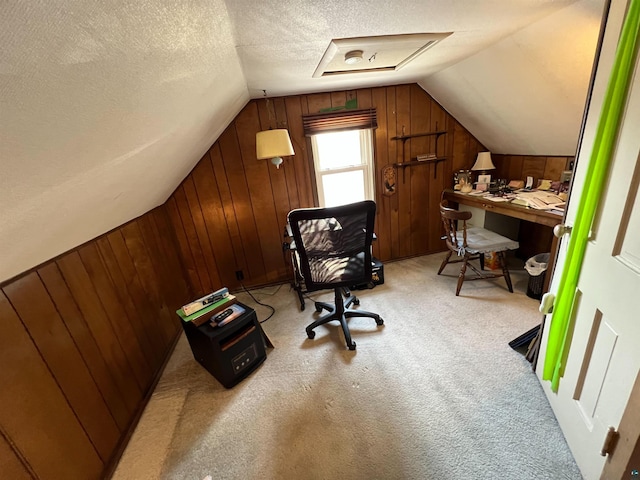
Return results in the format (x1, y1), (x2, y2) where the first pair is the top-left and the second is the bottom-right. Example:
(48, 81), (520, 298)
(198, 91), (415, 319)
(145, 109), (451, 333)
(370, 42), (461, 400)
(382, 165), (396, 196)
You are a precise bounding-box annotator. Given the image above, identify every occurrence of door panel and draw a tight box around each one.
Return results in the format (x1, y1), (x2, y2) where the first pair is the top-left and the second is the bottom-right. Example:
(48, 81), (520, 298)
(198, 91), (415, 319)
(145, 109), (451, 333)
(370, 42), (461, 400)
(537, 1), (640, 478)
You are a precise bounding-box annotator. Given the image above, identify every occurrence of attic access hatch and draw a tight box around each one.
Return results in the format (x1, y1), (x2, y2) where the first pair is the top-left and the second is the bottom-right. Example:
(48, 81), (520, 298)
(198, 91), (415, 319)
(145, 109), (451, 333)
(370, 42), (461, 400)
(313, 33), (452, 78)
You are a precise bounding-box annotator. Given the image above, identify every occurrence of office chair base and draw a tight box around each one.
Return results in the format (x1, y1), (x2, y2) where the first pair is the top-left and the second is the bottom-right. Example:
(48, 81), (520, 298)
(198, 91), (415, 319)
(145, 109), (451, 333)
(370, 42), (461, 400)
(306, 289), (383, 350)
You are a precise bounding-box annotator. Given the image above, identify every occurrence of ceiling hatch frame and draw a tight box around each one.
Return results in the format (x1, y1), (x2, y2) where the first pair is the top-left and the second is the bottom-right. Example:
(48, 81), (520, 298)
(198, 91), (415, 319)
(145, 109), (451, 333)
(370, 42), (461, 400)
(313, 32), (453, 78)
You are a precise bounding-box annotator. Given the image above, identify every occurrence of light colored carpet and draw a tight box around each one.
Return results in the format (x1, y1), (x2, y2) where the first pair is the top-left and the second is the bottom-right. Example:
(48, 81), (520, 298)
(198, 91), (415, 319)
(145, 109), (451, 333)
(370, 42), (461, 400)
(111, 254), (582, 480)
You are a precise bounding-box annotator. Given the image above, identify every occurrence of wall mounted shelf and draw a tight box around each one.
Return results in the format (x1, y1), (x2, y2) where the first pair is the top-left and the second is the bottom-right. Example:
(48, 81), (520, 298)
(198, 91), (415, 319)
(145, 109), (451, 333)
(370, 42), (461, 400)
(392, 157), (447, 178)
(390, 130), (447, 142)
(390, 126), (448, 181)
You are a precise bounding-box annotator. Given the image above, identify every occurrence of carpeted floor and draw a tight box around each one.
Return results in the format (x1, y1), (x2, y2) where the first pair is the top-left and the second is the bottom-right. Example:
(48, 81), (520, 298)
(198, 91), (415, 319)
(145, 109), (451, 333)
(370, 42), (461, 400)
(111, 254), (583, 480)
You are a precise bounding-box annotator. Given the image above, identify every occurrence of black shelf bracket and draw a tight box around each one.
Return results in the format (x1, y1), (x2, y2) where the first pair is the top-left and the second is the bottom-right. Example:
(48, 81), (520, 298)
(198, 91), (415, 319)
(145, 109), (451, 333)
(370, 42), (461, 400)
(390, 124), (448, 182)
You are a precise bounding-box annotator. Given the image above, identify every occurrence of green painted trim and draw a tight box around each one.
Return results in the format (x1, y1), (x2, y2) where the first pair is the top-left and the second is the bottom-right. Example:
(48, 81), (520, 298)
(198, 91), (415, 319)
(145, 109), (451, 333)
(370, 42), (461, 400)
(543, 0), (640, 393)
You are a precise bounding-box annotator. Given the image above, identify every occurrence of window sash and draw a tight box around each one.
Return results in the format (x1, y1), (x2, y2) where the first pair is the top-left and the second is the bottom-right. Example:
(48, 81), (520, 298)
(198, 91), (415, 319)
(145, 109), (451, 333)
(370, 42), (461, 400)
(311, 129), (375, 207)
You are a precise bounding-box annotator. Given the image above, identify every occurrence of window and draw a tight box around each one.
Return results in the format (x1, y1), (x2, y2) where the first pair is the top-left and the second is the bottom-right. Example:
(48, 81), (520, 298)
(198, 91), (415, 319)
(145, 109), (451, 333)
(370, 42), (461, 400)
(310, 129), (375, 207)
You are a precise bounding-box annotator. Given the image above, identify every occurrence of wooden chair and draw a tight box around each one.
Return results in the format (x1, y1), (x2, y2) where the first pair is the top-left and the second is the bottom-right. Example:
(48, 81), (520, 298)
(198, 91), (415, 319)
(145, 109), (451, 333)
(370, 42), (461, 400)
(438, 200), (519, 296)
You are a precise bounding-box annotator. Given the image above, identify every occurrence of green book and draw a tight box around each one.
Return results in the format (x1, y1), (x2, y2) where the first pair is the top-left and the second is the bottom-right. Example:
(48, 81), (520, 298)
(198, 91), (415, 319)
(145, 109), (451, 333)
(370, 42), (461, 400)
(176, 295), (236, 325)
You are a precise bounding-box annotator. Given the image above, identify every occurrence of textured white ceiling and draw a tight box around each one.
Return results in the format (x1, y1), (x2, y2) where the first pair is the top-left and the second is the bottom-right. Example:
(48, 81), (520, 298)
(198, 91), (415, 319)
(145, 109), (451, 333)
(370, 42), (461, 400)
(226, 0), (582, 97)
(0, 0), (604, 283)
(1, 0), (248, 282)
(422, 0), (605, 156)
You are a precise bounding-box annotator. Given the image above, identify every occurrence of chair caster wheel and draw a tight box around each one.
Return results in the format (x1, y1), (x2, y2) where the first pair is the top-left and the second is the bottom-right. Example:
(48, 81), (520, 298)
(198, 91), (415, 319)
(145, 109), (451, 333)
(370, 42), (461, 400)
(348, 342), (356, 350)
(353, 298), (360, 306)
(307, 330), (316, 339)
(315, 304), (323, 313)
(376, 317), (384, 326)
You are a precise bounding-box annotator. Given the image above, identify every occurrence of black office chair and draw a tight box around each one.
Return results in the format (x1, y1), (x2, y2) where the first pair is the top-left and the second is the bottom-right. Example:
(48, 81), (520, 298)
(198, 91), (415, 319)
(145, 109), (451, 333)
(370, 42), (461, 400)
(287, 200), (383, 350)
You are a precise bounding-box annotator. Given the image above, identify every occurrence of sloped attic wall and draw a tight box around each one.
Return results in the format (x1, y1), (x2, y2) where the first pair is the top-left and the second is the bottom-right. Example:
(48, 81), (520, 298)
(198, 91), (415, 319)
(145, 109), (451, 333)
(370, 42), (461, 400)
(0, 0), (249, 284)
(420, 0), (605, 155)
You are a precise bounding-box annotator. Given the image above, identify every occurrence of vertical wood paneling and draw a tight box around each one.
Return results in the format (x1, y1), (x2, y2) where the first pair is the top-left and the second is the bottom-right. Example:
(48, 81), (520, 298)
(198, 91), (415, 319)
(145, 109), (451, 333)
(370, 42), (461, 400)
(0, 82), (573, 480)
(522, 156), (546, 184)
(37, 262), (132, 431)
(285, 96), (314, 208)
(0, 292), (104, 480)
(395, 85), (413, 258)
(163, 85), (532, 291)
(191, 157), (238, 288)
(409, 84), (431, 255)
(1, 205), (192, 480)
(371, 87), (392, 261)
(330, 91), (347, 107)
(493, 154), (574, 186)
(209, 143), (251, 274)
(165, 197), (202, 293)
(429, 100), (449, 250)
(121, 220), (178, 346)
(95, 237), (159, 369)
(182, 173), (224, 290)
(258, 98), (294, 263)
(452, 121), (472, 172)
(4, 273), (121, 462)
(104, 230), (167, 365)
(386, 86), (401, 259)
(148, 207), (191, 312)
(77, 244), (150, 391)
(172, 184), (212, 295)
(218, 125), (267, 282)
(0, 431), (32, 480)
(235, 103), (284, 283)
(306, 92), (332, 113)
(543, 156), (571, 180)
(56, 253), (143, 414)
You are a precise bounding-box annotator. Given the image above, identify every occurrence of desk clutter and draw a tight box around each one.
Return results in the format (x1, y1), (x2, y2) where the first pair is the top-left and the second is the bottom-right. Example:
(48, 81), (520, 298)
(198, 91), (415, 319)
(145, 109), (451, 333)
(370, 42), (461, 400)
(460, 189), (566, 215)
(453, 168), (570, 215)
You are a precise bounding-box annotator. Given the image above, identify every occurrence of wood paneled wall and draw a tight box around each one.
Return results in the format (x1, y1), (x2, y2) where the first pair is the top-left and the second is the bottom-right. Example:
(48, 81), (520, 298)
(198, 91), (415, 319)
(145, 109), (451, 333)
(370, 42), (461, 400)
(492, 154), (574, 259)
(0, 206), (190, 480)
(493, 154), (574, 185)
(0, 82), (576, 480)
(168, 83), (486, 296)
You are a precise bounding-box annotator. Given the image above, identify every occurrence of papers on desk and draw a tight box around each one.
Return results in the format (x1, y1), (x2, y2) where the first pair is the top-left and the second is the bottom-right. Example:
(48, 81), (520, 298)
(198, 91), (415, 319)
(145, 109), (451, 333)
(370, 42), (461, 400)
(483, 195), (513, 202)
(511, 191), (566, 210)
(457, 189), (566, 210)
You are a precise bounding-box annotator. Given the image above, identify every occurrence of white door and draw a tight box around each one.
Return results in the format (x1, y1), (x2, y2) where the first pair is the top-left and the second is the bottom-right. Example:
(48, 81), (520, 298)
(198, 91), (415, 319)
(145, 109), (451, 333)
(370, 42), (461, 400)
(537, 1), (640, 479)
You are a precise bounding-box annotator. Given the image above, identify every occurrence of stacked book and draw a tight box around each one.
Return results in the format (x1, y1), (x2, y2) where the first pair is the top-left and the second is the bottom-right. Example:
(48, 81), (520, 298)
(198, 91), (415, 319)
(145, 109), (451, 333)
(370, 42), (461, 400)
(177, 287), (238, 327)
(417, 153), (437, 162)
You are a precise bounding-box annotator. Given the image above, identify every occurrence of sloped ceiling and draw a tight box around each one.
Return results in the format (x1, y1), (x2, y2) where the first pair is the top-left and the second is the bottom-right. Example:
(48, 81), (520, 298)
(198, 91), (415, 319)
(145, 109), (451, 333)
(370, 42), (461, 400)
(421, 0), (604, 155)
(0, 0), (604, 283)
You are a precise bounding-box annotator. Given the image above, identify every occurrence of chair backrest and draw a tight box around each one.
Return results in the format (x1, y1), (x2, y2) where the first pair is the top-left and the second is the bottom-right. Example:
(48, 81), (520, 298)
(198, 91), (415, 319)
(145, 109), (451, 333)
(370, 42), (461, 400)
(440, 200), (471, 253)
(287, 200), (376, 292)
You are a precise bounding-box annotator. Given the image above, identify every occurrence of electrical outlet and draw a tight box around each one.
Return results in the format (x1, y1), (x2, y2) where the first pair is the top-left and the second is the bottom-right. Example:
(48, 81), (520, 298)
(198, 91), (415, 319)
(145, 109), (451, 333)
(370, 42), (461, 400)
(235, 270), (244, 281)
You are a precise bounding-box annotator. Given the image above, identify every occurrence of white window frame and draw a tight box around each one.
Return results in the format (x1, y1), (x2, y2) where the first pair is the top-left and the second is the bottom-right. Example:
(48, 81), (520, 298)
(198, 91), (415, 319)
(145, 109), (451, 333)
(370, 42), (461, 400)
(310, 128), (375, 207)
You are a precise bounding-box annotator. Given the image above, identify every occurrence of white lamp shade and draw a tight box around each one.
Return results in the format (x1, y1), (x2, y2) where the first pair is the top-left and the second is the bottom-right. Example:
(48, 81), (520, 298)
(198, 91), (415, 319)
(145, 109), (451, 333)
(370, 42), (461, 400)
(256, 129), (294, 159)
(471, 151), (495, 171)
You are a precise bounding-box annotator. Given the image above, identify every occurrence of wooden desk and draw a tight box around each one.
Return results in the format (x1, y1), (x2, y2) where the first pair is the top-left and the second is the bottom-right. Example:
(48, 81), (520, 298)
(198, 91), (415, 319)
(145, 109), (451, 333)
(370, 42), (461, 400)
(442, 189), (563, 291)
(442, 190), (561, 228)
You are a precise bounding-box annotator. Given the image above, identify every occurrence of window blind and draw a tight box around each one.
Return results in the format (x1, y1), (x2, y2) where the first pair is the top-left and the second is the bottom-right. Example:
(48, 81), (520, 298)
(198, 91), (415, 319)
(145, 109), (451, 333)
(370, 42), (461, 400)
(302, 108), (377, 136)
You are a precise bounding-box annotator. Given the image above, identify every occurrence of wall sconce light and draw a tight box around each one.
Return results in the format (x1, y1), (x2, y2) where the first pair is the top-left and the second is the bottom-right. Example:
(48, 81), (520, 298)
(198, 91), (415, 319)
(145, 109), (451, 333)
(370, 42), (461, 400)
(256, 129), (295, 169)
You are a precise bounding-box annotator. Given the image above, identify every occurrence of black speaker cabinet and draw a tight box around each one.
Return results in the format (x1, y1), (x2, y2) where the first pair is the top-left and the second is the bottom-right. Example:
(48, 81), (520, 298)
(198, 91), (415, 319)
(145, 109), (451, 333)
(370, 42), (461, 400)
(181, 303), (267, 388)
